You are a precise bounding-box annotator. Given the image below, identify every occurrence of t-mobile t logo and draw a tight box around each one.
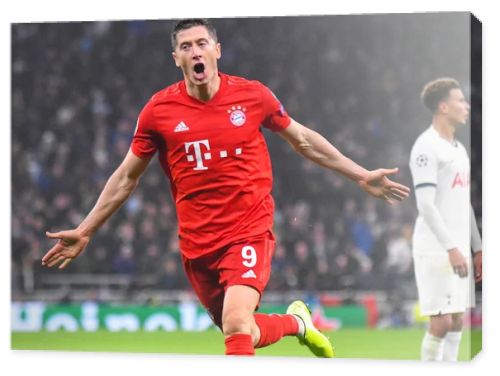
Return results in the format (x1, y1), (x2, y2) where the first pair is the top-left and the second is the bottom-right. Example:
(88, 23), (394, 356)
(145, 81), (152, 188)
(185, 140), (211, 170)
(184, 139), (243, 170)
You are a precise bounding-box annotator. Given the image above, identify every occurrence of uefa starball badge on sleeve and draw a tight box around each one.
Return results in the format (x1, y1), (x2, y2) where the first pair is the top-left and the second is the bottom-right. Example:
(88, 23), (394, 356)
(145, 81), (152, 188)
(11, 12), (481, 361)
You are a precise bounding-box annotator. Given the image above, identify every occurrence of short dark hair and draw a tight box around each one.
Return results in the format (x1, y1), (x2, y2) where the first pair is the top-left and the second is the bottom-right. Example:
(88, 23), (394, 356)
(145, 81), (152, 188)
(421, 78), (460, 113)
(171, 18), (218, 50)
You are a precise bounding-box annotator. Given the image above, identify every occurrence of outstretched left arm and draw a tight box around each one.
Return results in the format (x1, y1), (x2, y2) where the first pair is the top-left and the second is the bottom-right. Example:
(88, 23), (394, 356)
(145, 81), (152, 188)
(278, 119), (410, 205)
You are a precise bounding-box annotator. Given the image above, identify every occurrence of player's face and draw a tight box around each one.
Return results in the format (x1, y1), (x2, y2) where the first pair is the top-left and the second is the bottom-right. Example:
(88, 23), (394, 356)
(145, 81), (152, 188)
(441, 88), (470, 126)
(172, 26), (221, 86)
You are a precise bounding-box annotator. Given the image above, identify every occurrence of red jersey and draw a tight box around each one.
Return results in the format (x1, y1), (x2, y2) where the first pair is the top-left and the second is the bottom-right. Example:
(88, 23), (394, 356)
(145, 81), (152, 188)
(131, 73), (291, 258)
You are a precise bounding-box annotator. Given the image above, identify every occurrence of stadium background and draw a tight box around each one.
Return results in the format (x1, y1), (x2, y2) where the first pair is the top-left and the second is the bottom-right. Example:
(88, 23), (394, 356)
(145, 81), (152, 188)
(10, 12), (481, 359)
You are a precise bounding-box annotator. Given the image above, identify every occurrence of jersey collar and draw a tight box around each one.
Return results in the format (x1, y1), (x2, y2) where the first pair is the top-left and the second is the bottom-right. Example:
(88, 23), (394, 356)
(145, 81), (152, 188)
(430, 124), (458, 148)
(180, 72), (228, 106)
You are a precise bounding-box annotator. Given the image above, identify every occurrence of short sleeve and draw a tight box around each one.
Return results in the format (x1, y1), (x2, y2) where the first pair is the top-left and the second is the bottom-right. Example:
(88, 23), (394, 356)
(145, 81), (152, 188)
(409, 138), (437, 188)
(259, 83), (291, 132)
(130, 100), (158, 159)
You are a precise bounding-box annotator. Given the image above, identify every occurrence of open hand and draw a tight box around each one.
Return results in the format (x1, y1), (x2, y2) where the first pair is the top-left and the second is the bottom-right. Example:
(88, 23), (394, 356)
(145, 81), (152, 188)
(41, 229), (90, 269)
(358, 168), (411, 205)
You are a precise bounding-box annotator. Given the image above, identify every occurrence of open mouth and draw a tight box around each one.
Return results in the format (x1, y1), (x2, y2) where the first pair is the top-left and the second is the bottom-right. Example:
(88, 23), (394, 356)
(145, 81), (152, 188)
(193, 63), (206, 81)
(194, 63), (205, 74)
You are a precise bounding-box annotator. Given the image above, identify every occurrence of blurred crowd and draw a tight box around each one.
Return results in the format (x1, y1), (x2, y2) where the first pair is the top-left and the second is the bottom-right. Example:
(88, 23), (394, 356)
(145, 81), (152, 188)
(11, 14), (481, 300)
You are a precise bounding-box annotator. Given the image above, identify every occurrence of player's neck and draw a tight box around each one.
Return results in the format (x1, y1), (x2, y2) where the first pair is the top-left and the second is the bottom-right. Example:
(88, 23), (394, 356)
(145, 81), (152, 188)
(185, 73), (221, 102)
(432, 117), (456, 143)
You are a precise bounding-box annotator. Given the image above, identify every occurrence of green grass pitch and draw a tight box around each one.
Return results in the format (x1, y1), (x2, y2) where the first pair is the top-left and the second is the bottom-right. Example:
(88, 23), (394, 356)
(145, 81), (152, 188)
(11, 328), (481, 360)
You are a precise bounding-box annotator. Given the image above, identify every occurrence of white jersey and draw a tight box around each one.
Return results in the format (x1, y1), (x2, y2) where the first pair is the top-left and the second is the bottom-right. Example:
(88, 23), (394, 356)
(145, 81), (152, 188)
(409, 126), (470, 255)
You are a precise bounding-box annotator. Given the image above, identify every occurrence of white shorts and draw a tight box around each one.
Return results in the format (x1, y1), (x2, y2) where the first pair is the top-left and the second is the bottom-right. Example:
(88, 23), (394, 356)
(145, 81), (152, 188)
(413, 253), (475, 316)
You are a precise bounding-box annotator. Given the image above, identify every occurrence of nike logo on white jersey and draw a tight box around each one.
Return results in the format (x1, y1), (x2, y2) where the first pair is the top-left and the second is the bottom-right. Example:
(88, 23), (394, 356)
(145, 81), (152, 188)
(174, 121), (190, 132)
(241, 269), (257, 279)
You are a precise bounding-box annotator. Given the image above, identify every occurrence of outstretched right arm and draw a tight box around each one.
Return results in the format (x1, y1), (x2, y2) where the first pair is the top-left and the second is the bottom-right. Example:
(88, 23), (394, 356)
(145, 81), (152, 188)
(41, 150), (152, 269)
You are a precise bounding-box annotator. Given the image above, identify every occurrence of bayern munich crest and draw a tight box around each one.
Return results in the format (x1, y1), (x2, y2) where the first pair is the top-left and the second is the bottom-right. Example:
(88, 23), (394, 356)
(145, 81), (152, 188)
(227, 105), (247, 127)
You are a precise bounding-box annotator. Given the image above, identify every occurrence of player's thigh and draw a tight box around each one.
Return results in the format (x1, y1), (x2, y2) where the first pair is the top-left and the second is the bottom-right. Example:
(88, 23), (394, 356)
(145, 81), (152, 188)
(219, 231), (275, 295)
(413, 254), (454, 314)
(182, 253), (226, 328)
(414, 253), (471, 315)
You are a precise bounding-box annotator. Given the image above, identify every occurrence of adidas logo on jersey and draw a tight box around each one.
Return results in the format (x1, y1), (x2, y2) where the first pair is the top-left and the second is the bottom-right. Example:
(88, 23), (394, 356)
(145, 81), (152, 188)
(174, 121), (190, 132)
(241, 269), (257, 279)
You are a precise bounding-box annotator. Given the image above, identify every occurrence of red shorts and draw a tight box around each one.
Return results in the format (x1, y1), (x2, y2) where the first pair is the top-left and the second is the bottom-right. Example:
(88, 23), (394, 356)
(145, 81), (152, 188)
(181, 231), (275, 329)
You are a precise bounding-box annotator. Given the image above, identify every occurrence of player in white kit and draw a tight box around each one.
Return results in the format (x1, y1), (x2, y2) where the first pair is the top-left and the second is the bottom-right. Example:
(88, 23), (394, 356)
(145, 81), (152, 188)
(409, 78), (482, 361)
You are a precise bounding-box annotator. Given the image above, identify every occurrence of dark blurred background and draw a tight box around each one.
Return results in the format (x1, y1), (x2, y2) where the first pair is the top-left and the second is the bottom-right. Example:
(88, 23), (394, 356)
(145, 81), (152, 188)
(11, 13), (480, 313)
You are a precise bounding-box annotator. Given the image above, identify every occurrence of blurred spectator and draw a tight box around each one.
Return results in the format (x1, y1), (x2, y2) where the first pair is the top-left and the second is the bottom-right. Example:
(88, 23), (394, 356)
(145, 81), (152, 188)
(160, 255), (188, 290)
(112, 245), (136, 275)
(382, 223), (415, 297)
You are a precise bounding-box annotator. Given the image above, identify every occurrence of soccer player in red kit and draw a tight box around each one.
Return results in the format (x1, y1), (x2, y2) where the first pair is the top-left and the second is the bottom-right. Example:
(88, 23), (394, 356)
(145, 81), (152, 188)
(41, 19), (411, 357)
